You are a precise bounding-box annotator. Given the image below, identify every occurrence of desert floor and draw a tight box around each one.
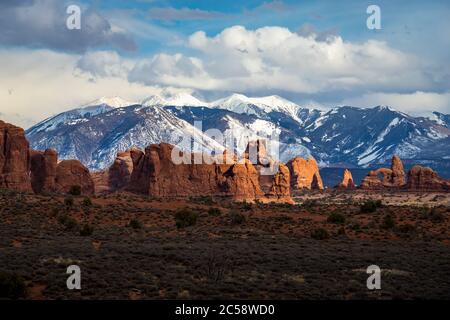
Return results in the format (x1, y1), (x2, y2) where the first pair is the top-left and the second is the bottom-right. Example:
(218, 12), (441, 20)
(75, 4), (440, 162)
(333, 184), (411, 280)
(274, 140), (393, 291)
(0, 189), (449, 299)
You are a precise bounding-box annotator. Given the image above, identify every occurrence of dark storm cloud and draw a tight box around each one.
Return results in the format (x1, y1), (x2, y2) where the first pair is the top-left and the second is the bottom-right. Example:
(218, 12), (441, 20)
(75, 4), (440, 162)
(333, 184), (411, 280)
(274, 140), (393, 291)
(0, 0), (136, 53)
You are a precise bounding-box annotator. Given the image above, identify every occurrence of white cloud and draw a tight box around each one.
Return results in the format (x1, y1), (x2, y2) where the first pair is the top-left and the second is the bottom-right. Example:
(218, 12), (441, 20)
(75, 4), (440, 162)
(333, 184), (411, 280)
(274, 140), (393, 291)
(126, 25), (436, 95)
(75, 51), (133, 78)
(0, 49), (176, 128)
(339, 91), (450, 116)
(1, 25), (448, 129)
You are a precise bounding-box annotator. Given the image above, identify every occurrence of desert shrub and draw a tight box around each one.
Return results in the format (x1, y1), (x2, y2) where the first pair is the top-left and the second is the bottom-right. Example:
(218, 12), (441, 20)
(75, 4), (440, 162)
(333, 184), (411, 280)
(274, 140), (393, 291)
(0, 272), (26, 299)
(58, 214), (78, 231)
(327, 212), (346, 224)
(207, 207), (221, 216)
(360, 200), (382, 213)
(396, 224), (416, 234)
(302, 199), (318, 208)
(241, 201), (253, 211)
(82, 197), (92, 207)
(129, 218), (143, 230)
(64, 196), (74, 207)
(69, 185), (81, 196)
(311, 228), (329, 240)
(79, 224), (94, 236)
(429, 208), (445, 223)
(381, 214), (396, 229)
(337, 227), (346, 235)
(175, 208), (199, 229)
(189, 196), (214, 205)
(229, 211), (246, 225)
(349, 222), (361, 231)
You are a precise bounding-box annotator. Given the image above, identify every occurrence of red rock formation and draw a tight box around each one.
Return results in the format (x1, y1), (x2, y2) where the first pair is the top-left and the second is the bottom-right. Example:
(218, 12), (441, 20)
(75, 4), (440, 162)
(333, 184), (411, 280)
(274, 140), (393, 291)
(360, 170), (384, 189)
(337, 169), (356, 189)
(361, 155), (406, 189)
(108, 149), (138, 189)
(126, 142), (292, 203)
(244, 139), (271, 166)
(221, 158), (265, 201)
(217, 149), (237, 165)
(407, 165), (450, 191)
(286, 157), (323, 190)
(91, 171), (109, 194)
(55, 160), (95, 195)
(0, 120), (32, 192)
(391, 155), (406, 186)
(92, 147), (143, 193)
(266, 162), (292, 202)
(30, 149), (57, 193)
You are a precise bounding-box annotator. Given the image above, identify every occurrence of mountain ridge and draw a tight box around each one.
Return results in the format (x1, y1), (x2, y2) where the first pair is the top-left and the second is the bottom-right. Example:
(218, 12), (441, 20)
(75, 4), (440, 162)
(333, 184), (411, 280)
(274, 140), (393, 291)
(25, 93), (450, 171)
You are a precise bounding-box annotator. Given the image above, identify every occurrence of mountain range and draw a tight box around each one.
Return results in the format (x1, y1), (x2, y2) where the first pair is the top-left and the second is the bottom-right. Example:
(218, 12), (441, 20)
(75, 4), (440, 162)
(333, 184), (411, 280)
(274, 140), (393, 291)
(25, 92), (450, 177)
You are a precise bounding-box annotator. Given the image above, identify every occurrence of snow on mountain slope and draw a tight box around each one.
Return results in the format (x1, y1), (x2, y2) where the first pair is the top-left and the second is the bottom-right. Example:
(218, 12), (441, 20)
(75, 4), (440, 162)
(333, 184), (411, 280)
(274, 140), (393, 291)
(428, 111), (450, 128)
(167, 106), (312, 163)
(210, 93), (304, 122)
(27, 96), (136, 135)
(80, 96), (137, 109)
(142, 92), (206, 107)
(297, 106), (450, 167)
(27, 105), (224, 170)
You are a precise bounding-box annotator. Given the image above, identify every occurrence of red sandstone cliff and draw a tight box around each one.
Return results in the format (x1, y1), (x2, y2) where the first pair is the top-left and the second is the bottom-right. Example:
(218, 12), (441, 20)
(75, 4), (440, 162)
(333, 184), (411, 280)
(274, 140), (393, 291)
(0, 120), (32, 192)
(286, 157), (323, 190)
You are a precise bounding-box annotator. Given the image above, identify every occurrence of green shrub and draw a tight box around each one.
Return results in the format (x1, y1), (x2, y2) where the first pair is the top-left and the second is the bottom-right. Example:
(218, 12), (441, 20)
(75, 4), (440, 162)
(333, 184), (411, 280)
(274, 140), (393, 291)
(207, 207), (221, 216)
(229, 211), (246, 225)
(311, 228), (329, 240)
(64, 196), (74, 207)
(360, 200), (382, 213)
(381, 214), (396, 229)
(175, 208), (198, 229)
(69, 185), (82, 196)
(82, 197), (92, 207)
(0, 272), (26, 299)
(327, 212), (346, 224)
(129, 218), (143, 230)
(79, 224), (94, 236)
(58, 214), (78, 231)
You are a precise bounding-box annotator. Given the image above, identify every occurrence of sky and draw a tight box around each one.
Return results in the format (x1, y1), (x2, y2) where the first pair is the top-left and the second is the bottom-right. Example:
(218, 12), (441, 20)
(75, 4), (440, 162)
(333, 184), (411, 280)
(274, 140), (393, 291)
(0, 0), (449, 128)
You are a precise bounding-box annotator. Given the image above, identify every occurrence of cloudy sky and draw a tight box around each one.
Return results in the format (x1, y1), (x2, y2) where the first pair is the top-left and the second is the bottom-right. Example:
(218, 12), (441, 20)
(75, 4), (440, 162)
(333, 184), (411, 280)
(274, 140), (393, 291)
(0, 0), (449, 128)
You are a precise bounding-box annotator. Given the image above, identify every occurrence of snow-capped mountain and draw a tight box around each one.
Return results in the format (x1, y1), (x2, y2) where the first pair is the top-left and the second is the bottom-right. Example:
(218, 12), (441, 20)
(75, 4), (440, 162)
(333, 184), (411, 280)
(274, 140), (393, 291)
(428, 111), (450, 128)
(142, 92), (206, 107)
(27, 104), (223, 170)
(27, 96), (137, 135)
(80, 96), (137, 109)
(25, 93), (450, 171)
(210, 93), (303, 122)
(295, 106), (450, 166)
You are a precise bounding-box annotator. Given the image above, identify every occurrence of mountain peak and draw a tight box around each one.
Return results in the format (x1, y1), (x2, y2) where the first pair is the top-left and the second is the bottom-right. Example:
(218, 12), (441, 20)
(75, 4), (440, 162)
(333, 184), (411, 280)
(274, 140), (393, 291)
(142, 92), (205, 107)
(374, 105), (396, 112)
(81, 96), (136, 109)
